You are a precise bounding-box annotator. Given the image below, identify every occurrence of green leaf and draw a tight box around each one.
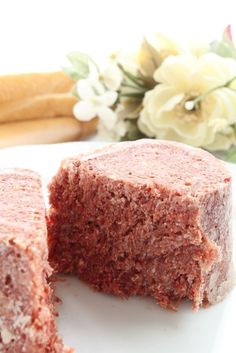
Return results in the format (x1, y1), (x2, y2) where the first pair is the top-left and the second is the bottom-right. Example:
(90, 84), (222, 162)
(66, 51), (91, 78)
(117, 63), (147, 89)
(62, 66), (83, 81)
(223, 147), (236, 163)
(71, 84), (79, 98)
(210, 25), (236, 59)
(210, 40), (236, 59)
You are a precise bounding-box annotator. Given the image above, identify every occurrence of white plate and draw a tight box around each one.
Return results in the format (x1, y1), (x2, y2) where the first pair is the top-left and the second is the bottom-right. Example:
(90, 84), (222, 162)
(0, 142), (235, 353)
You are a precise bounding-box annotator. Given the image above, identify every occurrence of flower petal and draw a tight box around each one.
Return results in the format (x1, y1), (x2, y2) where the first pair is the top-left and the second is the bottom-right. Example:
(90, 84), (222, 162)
(88, 61), (100, 80)
(96, 119), (127, 141)
(159, 93), (184, 112)
(73, 101), (96, 121)
(102, 63), (123, 91)
(76, 79), (95, 101)
(91, 79), (106, 95)
(97, 106), (117, 129)
(206, 127), (236, 151)
(154, 54), (198, 90)
(98, 91), (118, 107)
(196, 53), (236, 89)
(212, 87), (236, 123)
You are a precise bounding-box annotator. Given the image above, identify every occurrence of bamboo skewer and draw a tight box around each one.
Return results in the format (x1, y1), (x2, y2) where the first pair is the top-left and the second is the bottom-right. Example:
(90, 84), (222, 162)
(0, 72), (74, 103)
(0, 117), (97, 148)
(0, 71), (98, 147)
(0, 93), (77, 123)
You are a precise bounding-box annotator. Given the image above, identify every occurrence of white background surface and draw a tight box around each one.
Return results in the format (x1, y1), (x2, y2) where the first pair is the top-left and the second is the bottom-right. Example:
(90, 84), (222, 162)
(0, 0), (235, 73)
(1, 1), (236, 350)
(0, 142), (235, 353)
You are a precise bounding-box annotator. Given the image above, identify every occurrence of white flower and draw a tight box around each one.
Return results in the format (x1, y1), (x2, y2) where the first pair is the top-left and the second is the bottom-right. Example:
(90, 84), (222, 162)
(138, 53), (236, 150)
(73, 78), (118, 129)
(96, 119), (127, 141)
(111, 50), (139, 76)
(101, 62), (123, 91)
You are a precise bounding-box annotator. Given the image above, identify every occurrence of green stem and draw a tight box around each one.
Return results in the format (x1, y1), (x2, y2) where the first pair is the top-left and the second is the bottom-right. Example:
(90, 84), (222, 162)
(117, 63), (147, 89)
(122, 83), (146, 91)
(187, 75), (236, 109)
(119, 92), (145, 98)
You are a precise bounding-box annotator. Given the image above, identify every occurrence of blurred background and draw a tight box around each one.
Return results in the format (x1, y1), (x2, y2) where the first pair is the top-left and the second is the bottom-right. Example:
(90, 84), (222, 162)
(0, 0), (235, 73)
(0, 0), (235, 148)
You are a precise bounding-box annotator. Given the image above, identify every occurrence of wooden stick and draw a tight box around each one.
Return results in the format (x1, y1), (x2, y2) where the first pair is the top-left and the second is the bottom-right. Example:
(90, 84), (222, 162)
(0, 117), (97, 148)
(0, 93), (77, 123)
(0, 72), (74, 103)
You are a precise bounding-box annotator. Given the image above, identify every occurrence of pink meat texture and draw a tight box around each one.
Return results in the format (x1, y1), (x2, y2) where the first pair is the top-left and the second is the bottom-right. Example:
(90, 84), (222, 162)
(48, 139), (234, 310)
(0, 169), (71, 353)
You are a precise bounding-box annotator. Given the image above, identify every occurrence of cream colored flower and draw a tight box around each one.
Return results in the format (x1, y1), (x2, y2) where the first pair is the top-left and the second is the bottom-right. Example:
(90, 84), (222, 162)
(138, 53), (236, 150)
(138, 33), (180, 82)
(137, 33), (211, 85)
(73, 78), (118, 126)
(187, 41), (209, 57)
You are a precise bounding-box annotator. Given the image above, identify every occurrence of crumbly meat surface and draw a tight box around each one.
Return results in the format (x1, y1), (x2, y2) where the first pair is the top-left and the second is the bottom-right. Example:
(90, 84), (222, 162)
(0, 169), (71, 353)
(48, 139), (234, 310)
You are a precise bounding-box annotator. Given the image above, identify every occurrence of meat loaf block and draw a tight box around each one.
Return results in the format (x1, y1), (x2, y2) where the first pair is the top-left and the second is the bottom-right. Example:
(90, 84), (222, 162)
(0, 169), (70, 353)
(48, 139), (234, 310)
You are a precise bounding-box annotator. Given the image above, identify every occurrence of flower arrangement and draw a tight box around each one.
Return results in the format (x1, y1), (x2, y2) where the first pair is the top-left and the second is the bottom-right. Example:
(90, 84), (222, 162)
(63, 26), (236, 162)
